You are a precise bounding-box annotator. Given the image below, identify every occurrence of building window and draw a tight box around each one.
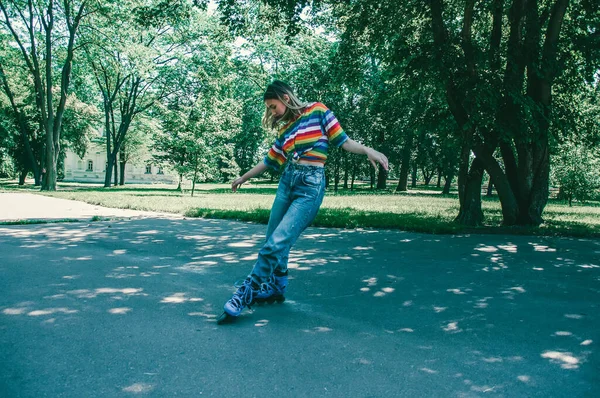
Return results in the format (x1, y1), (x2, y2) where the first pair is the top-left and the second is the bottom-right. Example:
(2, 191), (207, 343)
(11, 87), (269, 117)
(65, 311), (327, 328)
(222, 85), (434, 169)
(87, 160), (93, 171)
(157, 166), (164, 175)
(145, 164), (152, 174)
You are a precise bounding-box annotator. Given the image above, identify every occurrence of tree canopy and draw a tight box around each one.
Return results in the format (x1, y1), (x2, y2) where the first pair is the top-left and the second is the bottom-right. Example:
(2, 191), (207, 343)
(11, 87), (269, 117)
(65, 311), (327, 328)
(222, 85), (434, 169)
(1, 0), (598, 225)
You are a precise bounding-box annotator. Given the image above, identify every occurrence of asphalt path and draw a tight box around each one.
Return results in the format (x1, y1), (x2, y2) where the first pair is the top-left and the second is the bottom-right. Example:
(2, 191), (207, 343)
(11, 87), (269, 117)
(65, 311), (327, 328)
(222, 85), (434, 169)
(0, 193), (599, 397)
(0, 192), (177, 222)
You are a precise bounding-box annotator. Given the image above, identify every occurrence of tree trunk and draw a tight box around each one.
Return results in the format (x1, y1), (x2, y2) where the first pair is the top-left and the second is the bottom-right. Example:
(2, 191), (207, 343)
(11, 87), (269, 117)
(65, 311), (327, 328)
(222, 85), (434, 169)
(177, 174), (183, 192)
(119, 160), (126, 185)
(518, 0), (568, 224)
(18, 169), (28, 185)
(442, 172), (453, 195)
(422, 168), (433, 185)
(191, 156), (199, 197)
(39, 2), (86, 191)
(43, 142), (59, 191)
(474, 145), (519, 224)
(119, 150), (126, 185)
(350, 161), (356, 191)
(33, 167), (41, 186)
(343, 152), (349, 189)
(334, 155), (340, 193)
(376, 166), (386, 190)
(454, 157), (484, 225)
(557, 186), (566, 201)
(396, 131), (413, 192)
(103, 105), (113, 187)
(376, 129), (386, 189)
(112, 161), (117, 186)
(411, 163), (417, 188)
(486, 176), (494, 196)
(104, 156), (114, 187)
(516, 138), (550, 225)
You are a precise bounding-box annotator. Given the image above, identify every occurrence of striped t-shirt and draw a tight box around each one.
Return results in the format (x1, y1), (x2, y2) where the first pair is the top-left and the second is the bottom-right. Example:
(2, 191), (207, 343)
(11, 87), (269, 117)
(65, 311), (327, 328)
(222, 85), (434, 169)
(263, 102), (349, 170)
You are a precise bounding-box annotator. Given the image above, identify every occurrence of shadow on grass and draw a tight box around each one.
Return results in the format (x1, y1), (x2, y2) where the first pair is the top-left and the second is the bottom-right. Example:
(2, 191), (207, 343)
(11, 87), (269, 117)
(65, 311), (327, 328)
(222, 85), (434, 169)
(189, 187), (278, 195)
(196, 186), (459, 197)
(184, 207), (461, 234)
(0, 180), (180, 194)
(184, 207), (600, 238)
(59, 186), (180, 193)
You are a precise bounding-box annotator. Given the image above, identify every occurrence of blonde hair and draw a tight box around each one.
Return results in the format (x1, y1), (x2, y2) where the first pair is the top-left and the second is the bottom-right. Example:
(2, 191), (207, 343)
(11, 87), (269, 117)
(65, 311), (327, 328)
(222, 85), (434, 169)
(262, 80), (308, 130)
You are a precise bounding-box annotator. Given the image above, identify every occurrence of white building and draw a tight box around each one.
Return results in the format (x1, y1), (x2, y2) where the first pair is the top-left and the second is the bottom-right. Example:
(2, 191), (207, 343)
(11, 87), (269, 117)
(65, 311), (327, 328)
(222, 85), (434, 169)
(62, 139), (178, 184)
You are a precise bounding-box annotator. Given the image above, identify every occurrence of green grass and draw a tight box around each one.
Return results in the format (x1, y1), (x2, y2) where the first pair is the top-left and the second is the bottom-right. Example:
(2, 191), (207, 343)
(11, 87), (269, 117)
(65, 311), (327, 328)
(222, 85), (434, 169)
(2, 178), (599, 237)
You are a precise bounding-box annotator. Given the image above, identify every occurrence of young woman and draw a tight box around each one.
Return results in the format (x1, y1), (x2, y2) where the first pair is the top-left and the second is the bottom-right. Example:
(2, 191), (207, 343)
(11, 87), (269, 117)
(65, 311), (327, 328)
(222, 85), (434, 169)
(220, 80), (388, 320)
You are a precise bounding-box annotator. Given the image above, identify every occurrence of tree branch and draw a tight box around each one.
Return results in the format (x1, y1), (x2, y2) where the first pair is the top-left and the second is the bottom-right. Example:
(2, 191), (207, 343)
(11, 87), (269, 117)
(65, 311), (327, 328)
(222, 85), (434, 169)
(461, 0), (476, 76)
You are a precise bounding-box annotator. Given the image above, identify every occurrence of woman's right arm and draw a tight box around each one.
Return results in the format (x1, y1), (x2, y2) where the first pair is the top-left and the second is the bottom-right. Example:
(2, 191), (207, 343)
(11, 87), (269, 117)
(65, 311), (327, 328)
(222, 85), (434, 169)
(231, 162), (269, 192)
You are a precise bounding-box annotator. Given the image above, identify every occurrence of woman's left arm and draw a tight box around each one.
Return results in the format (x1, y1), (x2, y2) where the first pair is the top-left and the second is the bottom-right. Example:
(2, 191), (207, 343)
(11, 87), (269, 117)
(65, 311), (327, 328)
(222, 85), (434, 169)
(341, 138), (389, 171)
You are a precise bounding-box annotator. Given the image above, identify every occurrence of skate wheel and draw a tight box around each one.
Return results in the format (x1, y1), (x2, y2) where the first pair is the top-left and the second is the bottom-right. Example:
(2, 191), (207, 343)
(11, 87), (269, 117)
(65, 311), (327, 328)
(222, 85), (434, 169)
(216, 312), (235, 325)
(267, 295), (285, 304)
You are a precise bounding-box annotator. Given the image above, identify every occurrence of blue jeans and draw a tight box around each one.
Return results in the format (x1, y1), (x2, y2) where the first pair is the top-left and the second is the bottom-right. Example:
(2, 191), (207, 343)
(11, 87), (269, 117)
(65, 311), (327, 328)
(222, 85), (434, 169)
(250, 162), (326, 282)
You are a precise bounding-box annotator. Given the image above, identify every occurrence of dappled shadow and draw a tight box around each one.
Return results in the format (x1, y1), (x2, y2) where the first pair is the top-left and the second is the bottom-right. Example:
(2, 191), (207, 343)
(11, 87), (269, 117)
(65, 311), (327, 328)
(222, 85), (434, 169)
(192, 187), (278, 195)
(1, 219), (599, 396)
(312, 208), (458, 232)
(56, 186), (179, 194)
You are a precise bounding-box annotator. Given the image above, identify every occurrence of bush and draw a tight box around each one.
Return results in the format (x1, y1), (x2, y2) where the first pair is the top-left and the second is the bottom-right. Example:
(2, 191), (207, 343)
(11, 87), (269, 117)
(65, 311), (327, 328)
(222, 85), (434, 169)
(0, 149), (16, 178)
(552, 141), (600, 206)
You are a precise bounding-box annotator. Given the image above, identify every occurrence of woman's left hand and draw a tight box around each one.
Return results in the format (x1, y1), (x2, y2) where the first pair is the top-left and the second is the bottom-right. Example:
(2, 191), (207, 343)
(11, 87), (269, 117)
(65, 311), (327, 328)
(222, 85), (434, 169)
(367, 148), (389, 171)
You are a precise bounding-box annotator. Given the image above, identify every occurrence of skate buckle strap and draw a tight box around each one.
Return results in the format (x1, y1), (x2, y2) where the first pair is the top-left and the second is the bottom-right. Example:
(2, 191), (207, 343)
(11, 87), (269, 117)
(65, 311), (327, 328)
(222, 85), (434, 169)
(260, 281), (275, 295)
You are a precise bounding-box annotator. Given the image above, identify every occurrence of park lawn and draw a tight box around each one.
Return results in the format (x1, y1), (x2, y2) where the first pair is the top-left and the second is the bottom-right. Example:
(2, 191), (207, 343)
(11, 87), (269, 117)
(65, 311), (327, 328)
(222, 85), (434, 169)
(1, 179), (599, 237)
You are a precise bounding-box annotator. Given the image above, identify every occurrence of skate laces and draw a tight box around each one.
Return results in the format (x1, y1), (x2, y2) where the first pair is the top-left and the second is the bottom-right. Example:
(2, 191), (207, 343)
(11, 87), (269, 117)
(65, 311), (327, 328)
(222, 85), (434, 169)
(229, 280), (256, 310)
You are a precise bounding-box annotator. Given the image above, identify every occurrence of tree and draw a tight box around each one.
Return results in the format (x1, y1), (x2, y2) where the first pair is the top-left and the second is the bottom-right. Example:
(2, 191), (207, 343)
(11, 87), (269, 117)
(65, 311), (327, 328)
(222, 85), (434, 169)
(427, 0), (594, 226)
(80, 0), (197, 187)
(255, 0), (599, 227)
(0, 0), (89, 190)
(152, 104), (193, 191)
(0, 98), (17, 178)
(0, 60), (44, 184)
(551, 140), (600, 206)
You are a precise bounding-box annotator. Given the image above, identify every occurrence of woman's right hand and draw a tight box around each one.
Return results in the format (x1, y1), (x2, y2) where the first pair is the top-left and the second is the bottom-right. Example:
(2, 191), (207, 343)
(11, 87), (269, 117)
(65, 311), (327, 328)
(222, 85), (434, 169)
(232, 176), (247, 192)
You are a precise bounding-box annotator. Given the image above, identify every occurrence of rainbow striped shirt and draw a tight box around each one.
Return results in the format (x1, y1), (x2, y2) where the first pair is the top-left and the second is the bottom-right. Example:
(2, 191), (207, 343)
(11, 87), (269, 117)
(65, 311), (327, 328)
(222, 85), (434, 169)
(263, 102), (349, 170)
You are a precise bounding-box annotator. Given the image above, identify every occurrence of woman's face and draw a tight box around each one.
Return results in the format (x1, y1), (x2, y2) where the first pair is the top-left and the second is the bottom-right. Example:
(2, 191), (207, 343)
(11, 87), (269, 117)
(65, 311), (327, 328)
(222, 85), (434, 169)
(265, 95), (289, 120)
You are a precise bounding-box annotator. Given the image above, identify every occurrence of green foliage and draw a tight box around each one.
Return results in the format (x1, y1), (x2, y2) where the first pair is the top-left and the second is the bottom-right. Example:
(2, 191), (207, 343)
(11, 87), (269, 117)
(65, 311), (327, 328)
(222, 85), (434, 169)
(0, 0), (92, 189)
(133, 0), (194, 28)
(0, 147), (15, 178)
(152, 29), (244, 185)
(552, 140), (600, 206)
(61, 94), (100, 158)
